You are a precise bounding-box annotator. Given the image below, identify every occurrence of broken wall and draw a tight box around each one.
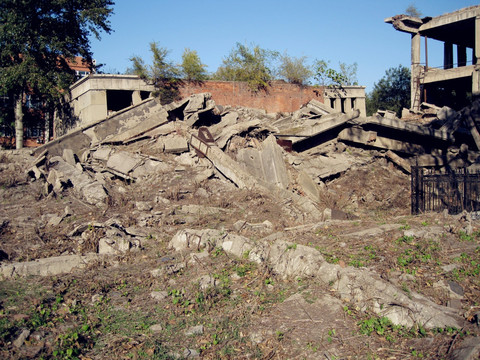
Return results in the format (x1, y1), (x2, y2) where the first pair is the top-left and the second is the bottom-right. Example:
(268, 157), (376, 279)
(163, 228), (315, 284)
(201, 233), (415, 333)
(178, 80), (325, 113)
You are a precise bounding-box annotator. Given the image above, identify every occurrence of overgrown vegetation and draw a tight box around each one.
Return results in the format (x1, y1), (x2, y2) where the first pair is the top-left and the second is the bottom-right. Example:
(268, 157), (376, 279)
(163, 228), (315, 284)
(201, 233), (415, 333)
(366, 65), (411, 116)
(129, 42), (182, 104)
(213, 42), (277, 91)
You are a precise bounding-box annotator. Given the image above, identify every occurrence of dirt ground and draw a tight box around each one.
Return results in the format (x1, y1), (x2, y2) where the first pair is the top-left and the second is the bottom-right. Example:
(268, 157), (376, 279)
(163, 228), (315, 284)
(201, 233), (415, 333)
(0, 146), (479, 359)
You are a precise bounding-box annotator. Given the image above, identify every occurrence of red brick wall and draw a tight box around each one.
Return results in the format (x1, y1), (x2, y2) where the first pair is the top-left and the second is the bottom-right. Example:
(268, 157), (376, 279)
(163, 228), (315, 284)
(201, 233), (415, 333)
(178, 80), (324, 113)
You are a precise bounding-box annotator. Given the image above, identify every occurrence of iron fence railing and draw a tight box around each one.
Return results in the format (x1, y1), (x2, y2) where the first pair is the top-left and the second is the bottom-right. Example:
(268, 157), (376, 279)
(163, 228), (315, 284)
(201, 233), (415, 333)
(411, 166), (480, 215)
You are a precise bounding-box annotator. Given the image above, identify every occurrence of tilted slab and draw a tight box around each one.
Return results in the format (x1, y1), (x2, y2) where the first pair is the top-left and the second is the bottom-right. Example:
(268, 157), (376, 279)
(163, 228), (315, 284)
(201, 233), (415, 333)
(277, 110), (360, 144)
(338, 127), (425, 155)
(364, 116), (454, 142)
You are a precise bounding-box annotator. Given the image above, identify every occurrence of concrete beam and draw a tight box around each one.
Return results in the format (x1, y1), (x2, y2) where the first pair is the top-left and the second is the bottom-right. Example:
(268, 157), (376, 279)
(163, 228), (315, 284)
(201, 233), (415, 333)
(365, 116), (454, 142)
(384, 15), (422, 34)
(419, 6), (480, 33)
(102, 108), (169, 144)
(338, 127), (425, 154)
(423, 66), (474, 83)
(386, 150), (411, 173)
(277, 110), (360, 144)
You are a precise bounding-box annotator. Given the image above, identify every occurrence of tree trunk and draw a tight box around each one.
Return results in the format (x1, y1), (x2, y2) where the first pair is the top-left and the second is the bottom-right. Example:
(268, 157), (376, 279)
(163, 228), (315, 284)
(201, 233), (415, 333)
(14, 93), (24, 149)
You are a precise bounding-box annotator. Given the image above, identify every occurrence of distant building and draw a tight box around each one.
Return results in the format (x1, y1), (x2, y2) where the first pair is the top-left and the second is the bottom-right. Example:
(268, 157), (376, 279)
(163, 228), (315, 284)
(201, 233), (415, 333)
(66, 56), (94, 80)
(385, 5), (480, 111)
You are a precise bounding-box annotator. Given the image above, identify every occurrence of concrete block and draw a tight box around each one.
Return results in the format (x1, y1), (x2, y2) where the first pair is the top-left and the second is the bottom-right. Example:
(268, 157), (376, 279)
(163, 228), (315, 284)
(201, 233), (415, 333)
(92, 147), (112, 161)
(62, 148), (76, 166)
(298, 170), (320, 202)
(164, 136), (189, 153)
(106, 151), (142, 174)
(259, 135), (289, 189)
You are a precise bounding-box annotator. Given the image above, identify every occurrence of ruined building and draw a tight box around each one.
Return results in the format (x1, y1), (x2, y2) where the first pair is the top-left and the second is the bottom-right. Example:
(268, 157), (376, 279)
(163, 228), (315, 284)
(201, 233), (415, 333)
(385, 5), (480, 111)
(69, 74), (366, 127)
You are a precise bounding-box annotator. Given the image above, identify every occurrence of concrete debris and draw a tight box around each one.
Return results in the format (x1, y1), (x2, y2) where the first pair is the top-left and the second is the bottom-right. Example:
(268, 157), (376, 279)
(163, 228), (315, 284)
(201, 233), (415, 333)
(7, 86), (480, 357)
(13, 329), (30, 348)
(237, 135), (289, 189)
(31, 93), (480, 218)
(169, 228), (463, 329)
(43, 155), (108, 206)
(164, 136), (189, 153)
(0, 254), (99, 278)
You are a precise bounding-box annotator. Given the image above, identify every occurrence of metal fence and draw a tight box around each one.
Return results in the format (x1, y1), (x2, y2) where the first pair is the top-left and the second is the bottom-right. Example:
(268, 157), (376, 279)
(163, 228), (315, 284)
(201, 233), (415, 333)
(411, 166), (480, 215)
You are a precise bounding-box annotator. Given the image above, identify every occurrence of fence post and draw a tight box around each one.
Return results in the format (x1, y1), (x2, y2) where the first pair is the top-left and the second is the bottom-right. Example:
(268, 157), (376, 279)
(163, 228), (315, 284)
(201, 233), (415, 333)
(464, 166), (468, 212)
(411, 166), (423, 215)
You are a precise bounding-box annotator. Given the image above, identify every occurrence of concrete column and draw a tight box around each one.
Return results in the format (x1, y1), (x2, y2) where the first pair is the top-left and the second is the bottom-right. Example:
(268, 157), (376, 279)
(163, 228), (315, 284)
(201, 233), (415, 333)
(475, 15), (480, 65)
(458, 45), (467, 67)
(473, 16), (480, 94)
(411, 33), (421, 111)
(344, 97), (353, 113)
(473, 67), (480, 95)
(356, 97), (366, 117)
(132, 90), (141, 105)
(444, 42), (453, 69)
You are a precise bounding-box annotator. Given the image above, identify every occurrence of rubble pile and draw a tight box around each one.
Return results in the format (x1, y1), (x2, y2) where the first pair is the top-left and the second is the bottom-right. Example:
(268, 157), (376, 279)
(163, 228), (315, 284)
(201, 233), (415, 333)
(28, 93), (480, 219)
(1, 93), (480, 358)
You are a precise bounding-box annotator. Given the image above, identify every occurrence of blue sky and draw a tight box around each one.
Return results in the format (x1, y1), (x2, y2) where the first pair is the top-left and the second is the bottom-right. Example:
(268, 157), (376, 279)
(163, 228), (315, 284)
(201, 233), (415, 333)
(90, 0), (479, 93)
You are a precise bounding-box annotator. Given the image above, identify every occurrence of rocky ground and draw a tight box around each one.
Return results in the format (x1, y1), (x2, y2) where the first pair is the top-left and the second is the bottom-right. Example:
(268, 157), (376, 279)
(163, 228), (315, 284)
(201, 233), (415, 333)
(1, 115), (480, 359)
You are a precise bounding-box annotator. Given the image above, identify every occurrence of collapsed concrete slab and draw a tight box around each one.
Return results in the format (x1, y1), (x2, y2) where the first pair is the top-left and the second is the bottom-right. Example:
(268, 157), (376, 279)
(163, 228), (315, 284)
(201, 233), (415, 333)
(0, 253), (99, 278)
(276, 110), (361, 145)
(169, 228), (464, 329)
(47, 156), (108, 205)
(338, 127), (426, 154)
(237, 135), (289, 189)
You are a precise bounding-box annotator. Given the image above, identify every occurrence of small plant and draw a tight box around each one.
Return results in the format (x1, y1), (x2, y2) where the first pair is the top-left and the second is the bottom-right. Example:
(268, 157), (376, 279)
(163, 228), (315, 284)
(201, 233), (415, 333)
(235, 264), (250, 277)
(358, 316), (394, 337)
(286, 243), (297, 250)
(396, 235), (414, 244)
(53, 324), (93, 359)
(411, 349), (424, 358)
(327, 328), (336, 343)
(458, 231), (474, 242)
(306, 342), (319, 352)
(212, 247), (223, 258)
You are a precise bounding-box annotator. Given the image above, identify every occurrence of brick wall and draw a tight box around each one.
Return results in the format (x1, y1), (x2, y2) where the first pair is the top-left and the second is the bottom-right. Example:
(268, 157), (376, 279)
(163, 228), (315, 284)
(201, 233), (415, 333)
(178, 80), (325, 113)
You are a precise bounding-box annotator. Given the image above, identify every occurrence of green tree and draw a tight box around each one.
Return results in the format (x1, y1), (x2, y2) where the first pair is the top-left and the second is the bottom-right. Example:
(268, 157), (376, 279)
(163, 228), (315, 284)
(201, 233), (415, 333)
(277, 53), (312, 85)
(180, 48), (208, 81)
(366, 65), (411, 116)
(130, 42), (180, 104)
(0, 0), (114, 149)
(339, 62), (359, 86)
(313, 60), (348, 87)
(213, 43), (278, 91)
